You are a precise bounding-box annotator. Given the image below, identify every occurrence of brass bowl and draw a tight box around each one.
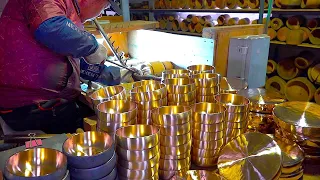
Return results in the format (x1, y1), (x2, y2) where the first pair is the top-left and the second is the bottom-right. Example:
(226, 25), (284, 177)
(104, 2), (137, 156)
(117, 164), (158, 179)
(118, 154), (159, 170)
(168, 101), (195, 106)
(191, 155), (218, 167)
(116, 144), (159, 161)
(159, 157), (190, 171)
(153, 122), (191, 136)
(193, 103), (226, 124)
(62, 131), (114, 169)
(5, 148), (67, 180)
(196, 86), (220, 96)
(225, 128), (247, 137)
(160, 132), (192, 146)
(214, 93), (250, 113)
(192, 73), (221, 87)
(132, 80), (159, 88)
(160, 151), (190, 160)
(191, 147), (221, 157)
(196, 95), (216, 103)
(225, 112), (249, 123)
(130, 83), (167, 101)
(90, 85), (126, 110)
(97, 100), (137, 123)
(168, 91), (196, 102)
(220, 77), (248, 94)
(115, 125), (160, 150)
(164, 78), (196, 94)
(192, 138), (225, 150)
(186, 170), (225, 180)
(97, 118), (136, 133)
(187, 65), (215, 74)
(159, 166), (189, 180)
(192, 129), (224, 141)
(193, 122), (224, 132)
(226, 120), (248, 129)
(152, 106), (192, 126)
(134, 97), (167, 111)
(137, 118), (153, 125)
(137, 109), (153, 119)
(160, 141), (192, 156)
(162, 69), (191, 80)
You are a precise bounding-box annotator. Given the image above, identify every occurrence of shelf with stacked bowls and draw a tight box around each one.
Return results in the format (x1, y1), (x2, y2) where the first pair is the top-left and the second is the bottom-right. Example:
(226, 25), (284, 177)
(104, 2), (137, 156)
(220, 77), (248, 94)
(152, 106), (192, 179)
(191, 102), (227, 167)
(214, 94), (250, 144)
(163, 78), (196, 106)
(192, 73), (221, 103)
(161, 69), (191, 83)
(62, 131), (116, 180)
(187, 65), (215, 75)
(130, 83), (167, 125)
(116, 125), (160, 180)
(4, 148), (68, 180)
(96, 100), (137, 136)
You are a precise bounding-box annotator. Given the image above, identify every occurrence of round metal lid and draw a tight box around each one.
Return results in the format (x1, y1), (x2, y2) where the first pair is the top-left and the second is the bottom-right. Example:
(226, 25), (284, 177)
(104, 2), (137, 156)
(274, 138), (304, 167)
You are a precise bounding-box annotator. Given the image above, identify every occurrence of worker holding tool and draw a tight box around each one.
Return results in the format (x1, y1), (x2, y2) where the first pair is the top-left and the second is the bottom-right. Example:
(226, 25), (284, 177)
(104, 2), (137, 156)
(0, 0), (138, 133)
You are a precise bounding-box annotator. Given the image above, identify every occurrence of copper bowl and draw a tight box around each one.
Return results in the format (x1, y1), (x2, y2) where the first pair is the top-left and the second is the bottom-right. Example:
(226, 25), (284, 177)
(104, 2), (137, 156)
(192, 129), (224, 141)
(137, 109), (153, 119)
(187, 65), (215, 74)
(118, 154), (159, 170)
(152, 106), (192, 126)
(196, 86), (220, 96)
(164, 78), (196, 94)
(162, 69), (191, 80)
(5, 148), (67, 180)
(97, 118), (136, 133)
(160, 132), (192, 146)
(191, 155), (218, 167)
(63, 131), (114, 169)
(225, 112), (249, 123)
(168, 91), (196, 102)
(134, 97), (167, 111)
(196, 95), (216, 103)
(192, 103), (226, 124)
(115, 125), (160, 150)
(192, 73), (221, 87)
(160, 151), (190, 160)
(117, 164), (158, 179)
(160, 141), (192, 156)
(137, 118), (153, 125)
(193, 122), (224, 132)
(132, 80), (159, 88)
(226, 120), (248, 129)
(90, 85), (126, 110)
(214, 93), (250, 113)
(159, 157), (190, 171)
(116, 144), (159, 161)
(153, 122), (191, 136)
(130, 83), (167, 101)
(192, 138), (225, 150)
(191, 147), (221, 157)
(97, 100), (137, 123)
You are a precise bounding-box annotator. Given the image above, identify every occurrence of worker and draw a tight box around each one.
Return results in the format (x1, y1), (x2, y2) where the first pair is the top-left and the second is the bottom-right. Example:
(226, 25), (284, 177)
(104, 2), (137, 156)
(0, 0), (133, 133)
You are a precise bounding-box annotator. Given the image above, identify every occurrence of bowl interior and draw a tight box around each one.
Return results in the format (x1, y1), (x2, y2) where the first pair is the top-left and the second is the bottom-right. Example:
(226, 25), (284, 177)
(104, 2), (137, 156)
(157, 106), (191, 115)
(116, 125), (158, 138)
(187, 65), (215, 71)
(91, 86), (124, 100)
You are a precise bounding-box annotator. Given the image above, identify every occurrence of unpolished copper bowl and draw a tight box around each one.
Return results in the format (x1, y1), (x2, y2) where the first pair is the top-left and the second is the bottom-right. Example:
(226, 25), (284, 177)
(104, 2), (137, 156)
(97, 100), (137, 123)
(167, 91), (196, 102)
(193, 103), (226, 124)
(116, 144), (159, 161)
(130, 84), (167, 101)
(118, 154), (159, 170)
(162, 69), (190, 80)
(132, 80), (159, 88)
(160, 132), (192, 146)
(90, 85), (126, 109)
(152, 106), (192, 126)
(187, 65), (215, 74)
(62, 131), (114, 169)
(115, 125), (160, 150)
(196, 86), (220, 96)
(164, 78), (196, 94)
(159, 157), (190, 171)
(192, 73), (221, 88)
(192, 138), (225, 150)
(153, 122), (191, 136)
(214, 93), (250, 113)
(5, 148), (67, 180)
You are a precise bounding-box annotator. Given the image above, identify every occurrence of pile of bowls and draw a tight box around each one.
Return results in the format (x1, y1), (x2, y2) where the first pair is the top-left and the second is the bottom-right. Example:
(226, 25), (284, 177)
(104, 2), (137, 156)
(161, 69), (190, 82)
(191, 103), (226, 167)
(214, 94), (250, 144)
(130, 83), (167, 124)
(4, 148), (68, 180)
(152, 106), (192, 179)
(187, 65), (215, 75)
(185, 170), (225, 179)
(163, 78), (196, 106)
(63, 131), (117, 180)
(192, 73), (221, 103)
(115, 125), (160, 180)
(96, 100), (137, 136)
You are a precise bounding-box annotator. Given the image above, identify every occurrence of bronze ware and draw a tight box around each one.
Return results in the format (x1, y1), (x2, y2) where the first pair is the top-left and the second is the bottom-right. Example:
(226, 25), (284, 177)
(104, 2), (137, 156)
(187, 65), (215, 74)
(196, 86), (220, 96)
(191, 147), (221, 157)
(160, 141), (192, 156)
(192, 129), (224, 141)
(97, 100), (137, 123)
(159, 158), (190, 171)
(193, 122), (224, 132)
(192, 73), (221, 87)
(130, 83), (167, 101)
(191, 155), (219, 167)
(118, 154), (159, 170)
(164, 78), (196, 94)
(162, 69), (191, 80)
(185, 170), (225, 180)
(116, 144), (159, 161)
(132, 80), (159, 88)
(168, 91), (196, 102)
(214, 94), (250, 113)
(160, 132), (192, 146)
(152, 106), (192, 126)
(90, 85), (126, 109)
(192, 138), (224, 150)
(153, 121), (191, 136)
(195, 95), (216, 103)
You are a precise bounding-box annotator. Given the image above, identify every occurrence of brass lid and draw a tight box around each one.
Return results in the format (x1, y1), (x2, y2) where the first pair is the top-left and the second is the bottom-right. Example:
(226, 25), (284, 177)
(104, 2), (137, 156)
(274, 138), (305, 167)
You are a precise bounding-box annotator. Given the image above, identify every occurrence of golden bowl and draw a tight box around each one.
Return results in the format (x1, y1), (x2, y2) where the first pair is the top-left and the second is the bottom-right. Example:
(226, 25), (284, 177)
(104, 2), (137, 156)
(130, 84), (167, 101)
(168, 101), (195, 106)
(214, 94), (250, 113)
(191, 147), (221, 157)
(97, 119), (136, 133)
(90, 85), (126, 109)
(159, 166), (189, 180)
(191, 155), (218, 167)
(117, 164), (157, 179)
(153, 122), (191, 136)
(162, 69), (191, 80)
(160, 141), (192, 156)
(97, 100), (137, 123)
(152, 106), (192, 126)
(226, 121), (248, 129)
(115, 125), (160, 150)
(137, 109), (153, 119)
(132, 80), (159, 88)
(160, 132), (192, 146)
(164, 78), (196, 94)
(192, 103), (226, 124)
(159, 157), (190, 171)
(196, 95), (216, 103)
(63, 131), (114, 169)
(160, 151), (191, 160)
(225, 112), (248, 123)
(116, 144), (159, 161)
(196, 86), (220, 96)
(192, 129), (224, 141)
(192, 73), (221, 87)
(193, 122), (224, 132)
(187, 65), (215, 74)
(220, 77), (248, 94)
(192, 138), (225, 150)
(137, 118), (153, 125)
(118, 154), (159, 170)
(186, 170), (225, 180)
(134, 97), (167, 111)
(168, 91), (196, 102)
(5, 148), (67, 180)
(225, 128), (247, 138)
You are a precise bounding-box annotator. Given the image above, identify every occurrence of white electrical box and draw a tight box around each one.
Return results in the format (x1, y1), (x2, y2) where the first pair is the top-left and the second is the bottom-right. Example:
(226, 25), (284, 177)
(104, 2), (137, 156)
(227, 35), (270, 88)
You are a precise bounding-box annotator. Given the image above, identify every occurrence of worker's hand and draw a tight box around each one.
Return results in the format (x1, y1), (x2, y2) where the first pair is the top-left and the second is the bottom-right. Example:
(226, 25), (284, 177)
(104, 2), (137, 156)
(84, 44), (107, 64)
(120, 67), (142, 83)
(140, 64), (152, 75)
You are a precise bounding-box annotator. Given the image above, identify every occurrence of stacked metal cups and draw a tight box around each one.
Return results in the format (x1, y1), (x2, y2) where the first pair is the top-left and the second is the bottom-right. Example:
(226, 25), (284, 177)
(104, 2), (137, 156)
(214, 94), (250, 144)
(163, 78), (196, 106)
(96, 100), (137, 137)
(191, 103), (226, 167)
(161, 69), (190, 82)
(187, 65), (215, 75)
(152, 106), (192, 179)
(192, 73), (221, 103)
(115, 125), (160, 180)
(130, 83), (167, 124)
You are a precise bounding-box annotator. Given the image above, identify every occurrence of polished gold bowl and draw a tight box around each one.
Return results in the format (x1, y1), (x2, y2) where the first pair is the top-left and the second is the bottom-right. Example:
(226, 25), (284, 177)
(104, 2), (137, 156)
(153, 122), (191, 136)
(118, 154), (159, 170)
(160, 151), (190, 160)
(192, 129), (224, 141)
(193, 122), (224, 132)
(160, 141), (192, 156)
(97, 100), (137, 123)
(196, 86), (220, 96)
(168, 91), (196, 102)
(162, 69), (191, 80)
(152, 106), (192, 126)
(134, 97), (167, 111)
(5, 148), (67, 180)
(117, 164), (158, 179)
(116, 125), (160, 150)
(195, 95), (216, 103)
(192, 73), (221, 87)
(116, 144), (159, 161)
(214, 93), (250, 113)
(130, 83), (167, 101)
(97, 119), (136, 133)
(225, 112), (248, 123)
(186, 170), (225, 180)
(187, 65), (215, 74)
(191, 155), (218, 167)
(164, 78), (196, 94)
(159, 166), (189, 180)
(226, 120), (248, 129)
(137, 109), (153, 119)
(193, 103), (226, 124)
(132, 80), (159, 88)
(168, 101), (195, 106)
(159, 157), (190, 171)
(191, 147), (221, 157)
(90, 85), (126, 109)
(160, 132), (192, 146)
(192, 138), (225, 150)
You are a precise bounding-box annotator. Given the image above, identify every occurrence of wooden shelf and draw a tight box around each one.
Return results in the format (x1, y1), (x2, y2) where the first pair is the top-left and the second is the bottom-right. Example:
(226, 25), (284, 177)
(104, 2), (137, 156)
(155, 29), (202, 37)
(270, 40), (320, 49)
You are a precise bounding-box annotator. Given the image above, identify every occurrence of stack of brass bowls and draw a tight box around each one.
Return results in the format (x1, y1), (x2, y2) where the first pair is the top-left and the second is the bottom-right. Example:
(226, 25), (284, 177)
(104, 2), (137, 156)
(192, 73), (221, 103)
(163, 78), (196, 106)
(187, 65), (215, 75)
(161, 69), (190, 82)
(273, 101), (320, 159)
(4, 148), (68, 180)
(132, 80), (158, 88)
(220, 77), (248, 94)
(152, 106), (192, 179)
(218, 132), (282, 180)
(130, 83), (167, 124)
(115, 125), (160, 180)
(185, 170), (225, 180)
(63, 131), (117, 180)
(238, 88), (286, 134)
(214, 94), (250, 143)
(96, 100), (137, 136)
(191, 103), (226, 167)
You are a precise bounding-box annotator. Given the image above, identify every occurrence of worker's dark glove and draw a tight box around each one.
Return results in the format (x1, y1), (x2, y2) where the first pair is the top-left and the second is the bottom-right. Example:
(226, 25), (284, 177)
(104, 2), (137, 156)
(80, 58), (104, 81)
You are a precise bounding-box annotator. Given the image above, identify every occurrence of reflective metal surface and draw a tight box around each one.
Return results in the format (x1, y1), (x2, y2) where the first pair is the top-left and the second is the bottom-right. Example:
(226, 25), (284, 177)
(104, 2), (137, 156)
(192, 147), (221, 157)
(159, 166), (189, 180)
(187, 65), (215, 74)
(160, 141), (192, 156)
(192, 73), (221, 87)
(274, 138), (304, 168)
(130, 83), (167, 101)
(5, 148), (67, 180)
(97, 100), (137, 123)
(90, 85), (126, 109)
(152, 106), (192, 126)
(247, 113), (275, 134)
(196, 87), (220, 96)
(132, 80), (159, 88)
(118, 154), (159, 170)
(214, 94), (250, 113)
(160, 151), (190, 160)
(168, 91), (196, 102)
(185, 170), (224, 180)
(218, 132), (282, 180)
(192, 138), (225, 150)
(195, 95), (216, 103)
(192, 129), (224, 141)
(164, 78), (196, 94)
(220, 77), (248, 94)
(191, 155), (218, 167)
(160, 132), (192, 146)
(193, 122), (224, 132)
(116, 144), (159, 161)
(134, 97), (167, 111)
(117, 164), (158, 179)
(100, 167), (117, 180)
(97, 118), (136, 133)
(153, 122), (191, 136)
(193, 103), (226, 124)
(162, 69), (191, 80)
(159, 158), (190, 171)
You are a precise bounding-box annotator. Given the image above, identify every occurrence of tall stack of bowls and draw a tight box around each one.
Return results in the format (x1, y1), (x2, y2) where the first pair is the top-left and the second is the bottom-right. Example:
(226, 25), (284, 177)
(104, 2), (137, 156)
(220, 77), (248, 94)
(132, 80), (159, 88)
(4, 148), (68, 180)
(187, 65), (215, 75)
(214, 94), (250, 144)
(115, 125), (160, 180)
(218, 132), (282, 180)
(96, 100), (137, 136)
(63, 131), (117, 180)
(161, 69), (190, 83)
(185, 170), (225, 179)
(163, 78), (196, 106)
(192, 73), (221, 103)
(130, 83), (167, 124)
(273, 102), (320, 160)
(152, 106), (192, 179)
(191, 103), (226, 167)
